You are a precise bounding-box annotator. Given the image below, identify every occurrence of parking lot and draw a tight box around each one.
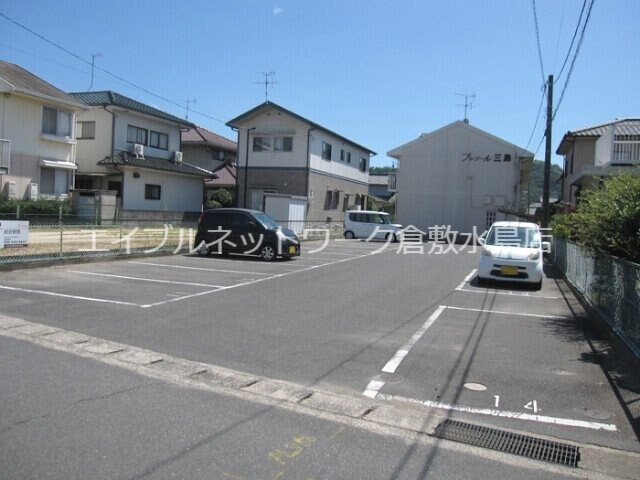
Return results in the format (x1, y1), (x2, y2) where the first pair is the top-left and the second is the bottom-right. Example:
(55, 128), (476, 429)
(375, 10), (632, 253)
(0, 239), (639, 464)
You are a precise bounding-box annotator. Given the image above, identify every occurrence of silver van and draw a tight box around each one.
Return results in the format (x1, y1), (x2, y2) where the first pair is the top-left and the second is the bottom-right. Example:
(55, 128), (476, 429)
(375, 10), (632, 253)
(343, 210), (402, 241)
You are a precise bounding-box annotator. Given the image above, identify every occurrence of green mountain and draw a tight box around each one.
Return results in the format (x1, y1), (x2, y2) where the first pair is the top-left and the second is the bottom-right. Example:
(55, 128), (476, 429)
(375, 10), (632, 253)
(526, 160), (563, 204)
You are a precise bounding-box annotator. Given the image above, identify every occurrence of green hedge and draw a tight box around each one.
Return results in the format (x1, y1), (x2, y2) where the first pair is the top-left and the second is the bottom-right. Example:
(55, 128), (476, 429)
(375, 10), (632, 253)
(0, 199), (72, 215)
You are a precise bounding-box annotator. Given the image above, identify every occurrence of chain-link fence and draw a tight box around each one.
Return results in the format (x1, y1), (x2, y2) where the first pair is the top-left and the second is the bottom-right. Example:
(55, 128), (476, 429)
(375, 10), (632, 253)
(552, 238), (640, 359)
(0, 209), (346, 265)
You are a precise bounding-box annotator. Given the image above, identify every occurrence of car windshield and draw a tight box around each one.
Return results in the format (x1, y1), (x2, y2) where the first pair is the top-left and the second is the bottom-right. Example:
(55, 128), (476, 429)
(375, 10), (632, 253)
(372, 214), (391, 224)
(253, 212), (280, 230)
(485, 226), (541, 248)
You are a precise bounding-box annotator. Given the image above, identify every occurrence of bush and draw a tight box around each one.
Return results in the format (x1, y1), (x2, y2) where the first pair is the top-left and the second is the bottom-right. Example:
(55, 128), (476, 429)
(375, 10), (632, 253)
(0, 199), (71, 215)
(205, 200), (222, 210)
(209, 188), (233, 208)
(557, 172), (640, 262)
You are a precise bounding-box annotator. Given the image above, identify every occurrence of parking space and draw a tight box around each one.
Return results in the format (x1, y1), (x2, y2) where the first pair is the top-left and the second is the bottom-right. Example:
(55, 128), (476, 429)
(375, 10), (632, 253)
(363, 264), (640, 452)
(0, 240), (388, 309)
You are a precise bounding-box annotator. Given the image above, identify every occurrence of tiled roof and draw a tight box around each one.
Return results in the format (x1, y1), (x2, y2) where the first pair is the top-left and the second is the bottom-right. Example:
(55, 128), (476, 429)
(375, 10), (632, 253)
(369, 174), (390, 186)
(69, 91), (195, 128)
(557, 118), (640, 154)
(206, 164), (236, 186)
(0, 60), (85, 108)
(227, 101), (376, 155)
(98, 151), (213, 177)
(565, 118), (640, 137)
(182, 126), (237, 151)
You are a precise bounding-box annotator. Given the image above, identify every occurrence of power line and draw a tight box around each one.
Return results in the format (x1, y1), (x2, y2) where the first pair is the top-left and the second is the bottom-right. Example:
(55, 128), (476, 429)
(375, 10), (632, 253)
(553, 0), (595, 120)
(531, 0), (546, 85)
(555, 0), (587, 83)
(0, 12), (228, 126)
(524, 83), (547, 153)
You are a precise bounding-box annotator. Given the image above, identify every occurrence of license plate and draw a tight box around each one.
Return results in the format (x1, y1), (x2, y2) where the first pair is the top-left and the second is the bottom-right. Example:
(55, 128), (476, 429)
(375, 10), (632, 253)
(288, 246), (297, 255)
(500, 266), (519, 276)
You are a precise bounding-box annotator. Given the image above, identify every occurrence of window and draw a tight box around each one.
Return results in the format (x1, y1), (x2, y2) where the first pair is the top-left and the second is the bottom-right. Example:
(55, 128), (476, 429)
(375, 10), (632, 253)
(342, 194), (350, 211)
(346, 152), (351, 164)
(0, 139), (9, 174)
(149, 130), (169, 150)
(76, 121), (95, 139)
(211, 150), (225, 161)
(145, 184), (161, 200)
(340, 149), (345, 162)
(503, 154), (512, 162)
(324, 190), (339, 210)
(253, 136), (272, 152)
(40, 168), (69, 195)
(322, 142), (332, 160)
(75, 178), (94, 190)
(274, 136), (293, 152)
(42, 107), (71, 137)
(127, 125), (148, 145)
(485, 211), (496, 230)
(359, 157), (367, 173)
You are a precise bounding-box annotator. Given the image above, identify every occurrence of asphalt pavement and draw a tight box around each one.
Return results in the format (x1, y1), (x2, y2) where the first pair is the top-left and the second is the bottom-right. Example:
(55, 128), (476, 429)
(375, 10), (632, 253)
(0, 240), (639, 478)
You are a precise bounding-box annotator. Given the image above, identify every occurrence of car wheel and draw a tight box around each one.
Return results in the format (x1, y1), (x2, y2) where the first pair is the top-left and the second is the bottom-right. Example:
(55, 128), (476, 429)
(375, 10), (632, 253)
(533, 280), (542, 291)
(260, 244), (277, 261)
(344, 231), (355, 240)
(196, 243), (210, 256)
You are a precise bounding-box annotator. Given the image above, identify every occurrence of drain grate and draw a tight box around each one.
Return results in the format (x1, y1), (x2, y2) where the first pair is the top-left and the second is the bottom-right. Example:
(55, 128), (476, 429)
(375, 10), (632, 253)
(434, 419), (579, 467)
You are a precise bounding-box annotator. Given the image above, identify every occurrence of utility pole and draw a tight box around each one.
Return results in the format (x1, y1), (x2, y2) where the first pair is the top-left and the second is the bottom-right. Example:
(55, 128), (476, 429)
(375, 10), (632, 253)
(541, 74), (553, 229)
(88, 53), (102, 90)
(255, 71), (277, 102)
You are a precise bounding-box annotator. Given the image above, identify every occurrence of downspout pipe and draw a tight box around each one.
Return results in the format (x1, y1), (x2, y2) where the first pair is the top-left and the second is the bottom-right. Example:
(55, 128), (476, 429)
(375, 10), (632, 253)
(243, 127), (255, 208)
(305, 127), (315, 200)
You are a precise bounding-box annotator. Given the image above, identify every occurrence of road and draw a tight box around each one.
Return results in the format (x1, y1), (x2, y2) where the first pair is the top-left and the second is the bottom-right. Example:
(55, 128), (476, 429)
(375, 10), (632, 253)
(0, 239), (639, 479)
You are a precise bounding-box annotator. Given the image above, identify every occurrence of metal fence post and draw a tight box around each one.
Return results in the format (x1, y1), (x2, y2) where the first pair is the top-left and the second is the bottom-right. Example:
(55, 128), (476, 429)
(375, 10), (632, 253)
(59, 205), (63, 257)
(16, 204), (20, 220)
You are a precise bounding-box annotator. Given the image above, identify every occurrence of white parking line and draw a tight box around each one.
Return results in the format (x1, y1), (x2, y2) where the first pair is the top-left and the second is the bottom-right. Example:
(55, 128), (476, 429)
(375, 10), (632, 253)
(128, 261), (275, 276)
(0, 285), (140, 307)
(141, 251), (380, 308)
(456, 288), (559, 300)
(68, 270), (225, 288)
(382, 305), (447, 373)
(455, 269), (477, 290)
(363, 380), (385, 399)
(376, 393), (617, 431)
(445, 305), (565, 320)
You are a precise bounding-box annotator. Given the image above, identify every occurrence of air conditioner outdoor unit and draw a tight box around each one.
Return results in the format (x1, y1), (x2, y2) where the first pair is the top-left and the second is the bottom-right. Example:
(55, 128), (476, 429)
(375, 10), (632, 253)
(132, 143), (144, 158)
(173, 151), (183, 164)
(27, 183), (38, 200)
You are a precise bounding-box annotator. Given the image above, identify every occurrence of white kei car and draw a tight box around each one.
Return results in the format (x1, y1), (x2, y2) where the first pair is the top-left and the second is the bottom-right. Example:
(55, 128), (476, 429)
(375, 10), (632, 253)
(477, 221), (546, 290)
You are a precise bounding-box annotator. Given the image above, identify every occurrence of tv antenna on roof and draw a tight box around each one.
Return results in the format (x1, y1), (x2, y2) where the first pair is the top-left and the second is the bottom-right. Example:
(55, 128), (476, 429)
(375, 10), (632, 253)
(184, 98), (196, 120)
(88, 53), (102, 90)
(455, 92), (477, 122)
(255, 71), (278, 101)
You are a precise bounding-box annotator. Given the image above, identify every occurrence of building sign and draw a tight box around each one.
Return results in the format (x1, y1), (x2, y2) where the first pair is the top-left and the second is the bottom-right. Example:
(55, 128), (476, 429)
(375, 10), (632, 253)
(462, 153), (512, 162)
(0, 221), (29, 248)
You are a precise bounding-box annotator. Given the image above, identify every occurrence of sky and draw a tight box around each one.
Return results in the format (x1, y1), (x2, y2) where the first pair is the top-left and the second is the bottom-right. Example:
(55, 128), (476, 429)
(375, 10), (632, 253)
(1, 0), (639, 168)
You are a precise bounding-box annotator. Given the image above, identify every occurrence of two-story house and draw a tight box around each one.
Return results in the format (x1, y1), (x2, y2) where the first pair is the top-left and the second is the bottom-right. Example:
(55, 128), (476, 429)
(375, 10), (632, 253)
(388, 120), (533, 236)
(557, 118), (640, 209)
(0, 61), (87, 200)
(69, 91), (211, 216)
(226, 101), (375, 222)
(181, 125), (237, 203)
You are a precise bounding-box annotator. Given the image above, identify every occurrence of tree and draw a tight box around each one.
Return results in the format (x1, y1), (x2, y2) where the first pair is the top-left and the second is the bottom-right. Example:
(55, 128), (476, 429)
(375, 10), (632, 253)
(552, 172), (640, 262)
(205, 188), (233, 209)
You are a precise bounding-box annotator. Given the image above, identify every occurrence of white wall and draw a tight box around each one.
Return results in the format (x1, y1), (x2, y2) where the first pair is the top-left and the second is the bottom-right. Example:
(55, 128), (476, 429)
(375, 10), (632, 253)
(122, 167), (203, 212)
(393, 122), (523, 234)
(74, 107), (112, 173)
(235, 105), (370, 184)
(113, 110), (181, 159)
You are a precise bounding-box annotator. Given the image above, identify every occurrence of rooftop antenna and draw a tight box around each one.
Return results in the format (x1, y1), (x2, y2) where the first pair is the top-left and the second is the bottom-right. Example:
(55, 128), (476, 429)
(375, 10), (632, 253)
(455, 92), (477, 122)
(185, 98), (196, 120)
(255, 71), (277, 101)
(88, 53), (102, 90)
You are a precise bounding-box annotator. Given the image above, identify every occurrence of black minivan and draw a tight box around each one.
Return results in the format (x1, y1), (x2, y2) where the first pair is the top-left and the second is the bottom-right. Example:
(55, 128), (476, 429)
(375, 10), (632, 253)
(193, 208), (301, 261)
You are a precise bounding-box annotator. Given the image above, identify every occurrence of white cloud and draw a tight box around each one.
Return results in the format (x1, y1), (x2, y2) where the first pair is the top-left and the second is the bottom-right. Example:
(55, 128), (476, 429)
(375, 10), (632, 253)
(273, 6), (284, 15)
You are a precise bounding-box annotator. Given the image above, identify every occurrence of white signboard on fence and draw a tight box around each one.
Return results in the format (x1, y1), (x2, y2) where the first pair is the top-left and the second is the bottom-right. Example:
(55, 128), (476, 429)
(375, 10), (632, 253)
(0, 221), (29, 248)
